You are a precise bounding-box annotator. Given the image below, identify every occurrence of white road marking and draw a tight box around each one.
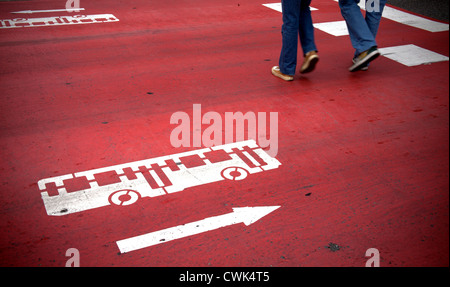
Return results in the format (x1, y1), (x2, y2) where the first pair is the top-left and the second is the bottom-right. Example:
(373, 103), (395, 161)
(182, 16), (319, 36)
(0, 14), (119, 29)
(116, 206), (281, 253)
(264, 1), (449, 33)
(262, 3), (318, 13)
(333, 0), (449, 32)
(379, 44), (449, 66)
(11, 8), (85, 14)
(313, 20), (349, 36)
(38, 140), (281, 216)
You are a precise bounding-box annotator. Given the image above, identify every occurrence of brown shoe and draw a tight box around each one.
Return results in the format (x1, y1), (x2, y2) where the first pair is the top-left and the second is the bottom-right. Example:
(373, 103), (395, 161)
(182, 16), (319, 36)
(349, 46), (379, 72)
(300, 51), (319, 74)
(271, 66), (294, 81)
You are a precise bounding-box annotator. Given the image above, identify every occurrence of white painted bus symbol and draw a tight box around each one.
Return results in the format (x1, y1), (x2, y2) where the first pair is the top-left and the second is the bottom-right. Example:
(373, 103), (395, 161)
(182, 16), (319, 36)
(0, 14), (119, 29)
(37, 140), (281, 216)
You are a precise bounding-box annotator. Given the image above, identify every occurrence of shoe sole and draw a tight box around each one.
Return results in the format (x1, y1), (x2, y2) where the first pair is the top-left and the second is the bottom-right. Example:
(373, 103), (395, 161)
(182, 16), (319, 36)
(349, 49), (380, 72)
(271, 67), (294, 81)
(352, 59), (369, 71)
(300, 56), (319, 74)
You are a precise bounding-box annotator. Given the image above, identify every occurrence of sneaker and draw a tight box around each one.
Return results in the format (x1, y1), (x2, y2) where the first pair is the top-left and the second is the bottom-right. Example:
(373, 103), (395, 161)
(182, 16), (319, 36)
(349, 46), (380, 72)
(352, 58), (369, 71)
(300, 51), (319, 74)
(271, 66), (294, 81)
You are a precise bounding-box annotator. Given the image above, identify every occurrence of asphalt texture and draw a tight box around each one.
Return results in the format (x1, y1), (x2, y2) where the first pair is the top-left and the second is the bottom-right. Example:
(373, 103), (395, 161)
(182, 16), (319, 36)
(388, 0), (449, 22)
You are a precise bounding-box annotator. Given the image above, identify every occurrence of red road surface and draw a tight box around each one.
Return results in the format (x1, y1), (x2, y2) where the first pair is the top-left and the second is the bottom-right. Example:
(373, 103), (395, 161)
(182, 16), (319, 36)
(0, 0), (448, 267)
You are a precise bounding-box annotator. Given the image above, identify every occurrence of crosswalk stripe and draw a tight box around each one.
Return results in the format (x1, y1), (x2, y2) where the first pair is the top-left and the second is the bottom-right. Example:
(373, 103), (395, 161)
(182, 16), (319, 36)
(313, 20), (349, 36)
(334, 0), (449, 32)
(262, 2), (318, 13)
(379, 44), (449, 66)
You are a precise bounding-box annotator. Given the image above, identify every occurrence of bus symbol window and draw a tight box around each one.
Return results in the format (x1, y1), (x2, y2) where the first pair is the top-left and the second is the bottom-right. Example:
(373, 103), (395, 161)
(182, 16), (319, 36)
(94, 171), (122, 186)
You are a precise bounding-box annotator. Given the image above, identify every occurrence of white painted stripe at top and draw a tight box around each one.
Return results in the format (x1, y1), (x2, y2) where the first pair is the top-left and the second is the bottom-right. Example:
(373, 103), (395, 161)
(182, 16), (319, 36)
(379, 44), (449, 66)
(381, 6), (449, 32)
(333, 0), (449, 32)
(263, 3), (318, 13)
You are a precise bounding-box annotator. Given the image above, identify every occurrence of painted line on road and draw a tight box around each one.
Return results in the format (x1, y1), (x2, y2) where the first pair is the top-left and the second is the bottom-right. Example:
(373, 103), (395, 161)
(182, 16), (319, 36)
(11, 8), (86, 14)
(333, 0), (449, 32)
(379, 44), (449, 66)
(264, 1), (449, 33)
(116, 206), (281, 253)
(313, 20), (349, 36)
(262, 3), (318, 13)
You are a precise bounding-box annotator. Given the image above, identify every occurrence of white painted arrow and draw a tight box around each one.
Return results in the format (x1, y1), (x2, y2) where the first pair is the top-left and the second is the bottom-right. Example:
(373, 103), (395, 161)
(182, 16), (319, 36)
(116, 206), (281, 253)
(11, 8), (85, 14)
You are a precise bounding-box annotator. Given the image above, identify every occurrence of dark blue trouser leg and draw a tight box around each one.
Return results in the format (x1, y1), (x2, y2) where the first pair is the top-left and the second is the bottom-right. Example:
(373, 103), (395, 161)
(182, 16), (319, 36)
(279, 0), (317, 75)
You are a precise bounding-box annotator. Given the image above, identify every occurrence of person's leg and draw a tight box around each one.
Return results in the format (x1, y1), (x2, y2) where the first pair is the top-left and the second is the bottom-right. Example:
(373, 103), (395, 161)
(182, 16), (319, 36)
(279, 0), (301, 75)
(298, 0), (317, 55)
(354, 0), (387, 70)
(339, 0), (377, 54)
(365, 0), (387, 38)
(298, 0), (319, 73)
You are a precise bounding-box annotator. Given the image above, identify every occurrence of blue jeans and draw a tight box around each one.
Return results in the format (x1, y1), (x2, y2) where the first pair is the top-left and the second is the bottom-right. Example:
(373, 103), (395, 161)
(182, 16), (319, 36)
(279, 0), (317, 75)
(338, 0), (387, 55)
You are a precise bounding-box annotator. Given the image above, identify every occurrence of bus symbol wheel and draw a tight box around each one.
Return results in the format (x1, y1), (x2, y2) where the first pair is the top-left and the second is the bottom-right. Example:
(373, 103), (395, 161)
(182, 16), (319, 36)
(109, 190), (140, 206)
(221, 167), (249, 181)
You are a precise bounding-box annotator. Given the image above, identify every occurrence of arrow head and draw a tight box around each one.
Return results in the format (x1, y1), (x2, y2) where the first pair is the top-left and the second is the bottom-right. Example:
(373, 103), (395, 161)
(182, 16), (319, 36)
(233, 206), (280, 226)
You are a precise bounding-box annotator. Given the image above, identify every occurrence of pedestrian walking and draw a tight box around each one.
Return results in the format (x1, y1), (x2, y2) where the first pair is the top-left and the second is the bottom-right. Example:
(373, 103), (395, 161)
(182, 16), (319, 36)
(272, 0), (319, 81)
(338, 0), (387, 71)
